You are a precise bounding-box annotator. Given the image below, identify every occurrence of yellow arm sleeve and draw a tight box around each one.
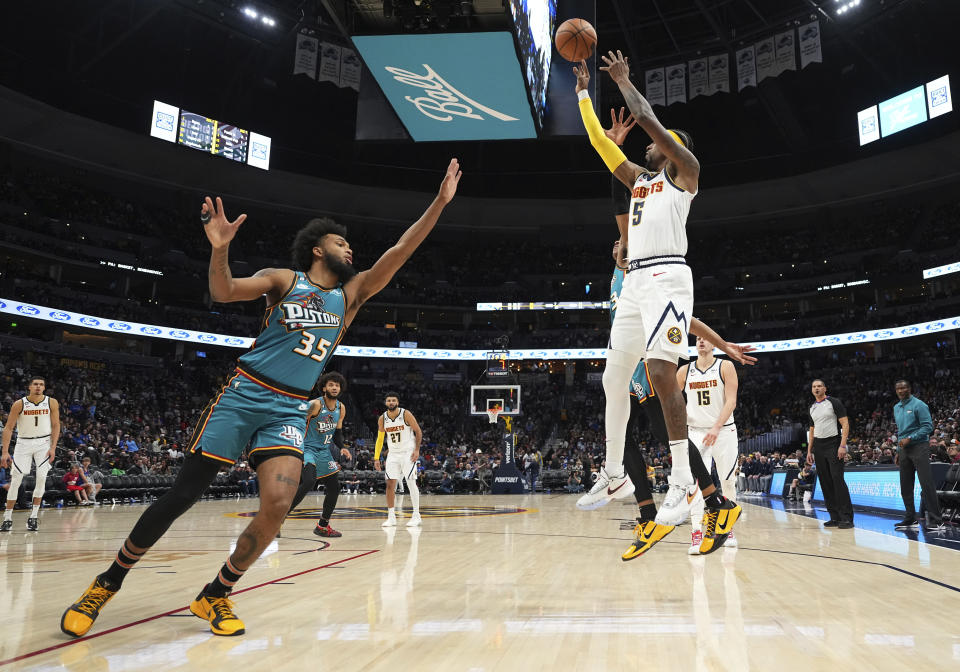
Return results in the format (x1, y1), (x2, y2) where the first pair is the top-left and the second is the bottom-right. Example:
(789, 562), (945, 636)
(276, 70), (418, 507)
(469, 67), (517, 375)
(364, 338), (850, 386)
(374, 431), (385, 460)
(578, 95), (627, 173)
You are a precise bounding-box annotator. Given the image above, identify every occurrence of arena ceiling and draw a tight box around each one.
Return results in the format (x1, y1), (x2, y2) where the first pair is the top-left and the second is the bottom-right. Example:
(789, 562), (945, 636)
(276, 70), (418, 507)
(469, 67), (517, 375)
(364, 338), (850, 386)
(0, 0), (957, 198)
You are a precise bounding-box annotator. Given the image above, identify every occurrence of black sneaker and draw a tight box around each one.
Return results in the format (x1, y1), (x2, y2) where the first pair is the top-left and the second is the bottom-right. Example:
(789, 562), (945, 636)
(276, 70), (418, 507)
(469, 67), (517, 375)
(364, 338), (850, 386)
(923, 519), (945, 532)
(0, 519), (12, 532)
(27, 517), (38, 531)
(837, 520), (854, 529)
(822, 520), (840, 527)
(894, 517), (918, 530)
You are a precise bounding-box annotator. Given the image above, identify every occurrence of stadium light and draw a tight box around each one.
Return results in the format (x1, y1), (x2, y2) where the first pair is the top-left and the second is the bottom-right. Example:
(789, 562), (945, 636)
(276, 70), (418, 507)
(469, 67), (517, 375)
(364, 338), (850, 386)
(261, 16), (276, 26)
(242, 7), (258, 19)
(835, 0), (861, 15)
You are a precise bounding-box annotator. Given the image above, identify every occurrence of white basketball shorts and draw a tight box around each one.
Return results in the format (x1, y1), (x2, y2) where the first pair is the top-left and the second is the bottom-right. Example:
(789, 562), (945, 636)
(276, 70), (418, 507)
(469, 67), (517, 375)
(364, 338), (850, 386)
(385, 452), (416, 481)
(11, 436), (52, 473)
(688, 424), (739, 483)
(611, 262), (693, 364)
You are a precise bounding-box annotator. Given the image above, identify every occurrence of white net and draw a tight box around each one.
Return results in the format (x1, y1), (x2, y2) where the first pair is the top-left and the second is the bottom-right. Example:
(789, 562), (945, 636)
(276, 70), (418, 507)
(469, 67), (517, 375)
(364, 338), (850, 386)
(485, 409), (500, 424)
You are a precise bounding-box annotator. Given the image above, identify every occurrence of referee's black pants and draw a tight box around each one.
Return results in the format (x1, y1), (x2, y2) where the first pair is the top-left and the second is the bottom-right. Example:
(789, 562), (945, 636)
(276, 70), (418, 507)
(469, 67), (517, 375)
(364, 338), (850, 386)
(812, 436), (853, 523)
(899, 441), (942, 522)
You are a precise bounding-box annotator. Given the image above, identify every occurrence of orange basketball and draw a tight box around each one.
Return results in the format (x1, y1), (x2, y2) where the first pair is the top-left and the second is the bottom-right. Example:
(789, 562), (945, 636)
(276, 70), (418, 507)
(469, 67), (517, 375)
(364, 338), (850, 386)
(554, 18), (597, 63)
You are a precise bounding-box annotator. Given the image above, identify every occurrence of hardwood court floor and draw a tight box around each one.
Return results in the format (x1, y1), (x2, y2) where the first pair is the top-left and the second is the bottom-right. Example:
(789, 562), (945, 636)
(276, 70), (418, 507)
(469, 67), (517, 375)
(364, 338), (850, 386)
(2, 493), (959, 672)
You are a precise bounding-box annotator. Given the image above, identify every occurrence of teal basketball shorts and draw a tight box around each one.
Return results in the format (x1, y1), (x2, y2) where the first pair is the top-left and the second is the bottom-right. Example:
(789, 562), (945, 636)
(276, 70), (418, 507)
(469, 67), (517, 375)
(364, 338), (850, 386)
(187, 370), (308, 467)
(303, 444), (341, 478)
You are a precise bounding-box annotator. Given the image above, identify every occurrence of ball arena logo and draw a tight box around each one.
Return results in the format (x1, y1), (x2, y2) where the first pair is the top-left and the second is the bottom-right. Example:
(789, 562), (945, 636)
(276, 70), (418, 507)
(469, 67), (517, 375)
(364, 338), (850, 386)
(169, 330), (190, 339)
(80, 317), (101, 327)
(16, 305), (39, 315)
(49, 311), (71, 321)
(667, 327), (683, 345)
(108, 322), (131, 331)
(228, 504), (533, 520)
(140, 326), (162, 335)
(198, 334), (217, 343)
(224, 337), (246, 346)
(384, 64), (521, 123)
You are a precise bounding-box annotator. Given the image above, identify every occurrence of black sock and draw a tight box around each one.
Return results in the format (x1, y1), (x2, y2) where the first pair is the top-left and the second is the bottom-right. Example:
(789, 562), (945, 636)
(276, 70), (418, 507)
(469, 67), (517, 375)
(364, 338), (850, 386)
(638, 503), (657, 521)
(704, 492), (727, 508)
(101, 540), (146, 587)
(205, 558), (245, 597)
(318, 517), (329, 528)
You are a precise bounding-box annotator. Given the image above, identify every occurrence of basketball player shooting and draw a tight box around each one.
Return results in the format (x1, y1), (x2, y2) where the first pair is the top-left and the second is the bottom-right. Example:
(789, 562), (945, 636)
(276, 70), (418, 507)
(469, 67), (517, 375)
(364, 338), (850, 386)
(374, 392), (423, 528)
(60, 158), (461, 639)
(572, 53), (741, 544)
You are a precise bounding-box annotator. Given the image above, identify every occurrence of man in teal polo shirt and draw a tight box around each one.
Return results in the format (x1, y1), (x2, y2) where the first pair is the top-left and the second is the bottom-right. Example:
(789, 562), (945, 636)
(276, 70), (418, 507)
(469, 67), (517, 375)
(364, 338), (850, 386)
(893, 379), (943, 531)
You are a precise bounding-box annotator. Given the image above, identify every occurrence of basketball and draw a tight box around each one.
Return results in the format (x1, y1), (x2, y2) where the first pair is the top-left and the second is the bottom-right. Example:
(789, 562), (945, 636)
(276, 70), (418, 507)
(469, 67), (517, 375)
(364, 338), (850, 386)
(554, 18), (597, 63)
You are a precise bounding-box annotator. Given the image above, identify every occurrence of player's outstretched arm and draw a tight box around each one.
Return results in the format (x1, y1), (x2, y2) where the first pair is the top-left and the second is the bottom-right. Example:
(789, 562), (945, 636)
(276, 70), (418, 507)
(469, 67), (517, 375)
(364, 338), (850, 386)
(573, 61), (643, 188)
(1, 399), (23, 467)
(343, 159), (461, 322)
(202, 196), (294, 304)
(689, 318), (758, 366)
(599, 50), (700, 192)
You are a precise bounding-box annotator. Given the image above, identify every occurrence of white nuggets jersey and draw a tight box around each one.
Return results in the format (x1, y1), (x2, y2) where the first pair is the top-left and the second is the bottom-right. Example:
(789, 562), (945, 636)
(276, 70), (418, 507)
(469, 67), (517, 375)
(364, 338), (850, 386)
(685, 361), (734, 429)
(383, 409), (415, 454)
(626, 169), (696, 262)
(17, 396), (52, 438)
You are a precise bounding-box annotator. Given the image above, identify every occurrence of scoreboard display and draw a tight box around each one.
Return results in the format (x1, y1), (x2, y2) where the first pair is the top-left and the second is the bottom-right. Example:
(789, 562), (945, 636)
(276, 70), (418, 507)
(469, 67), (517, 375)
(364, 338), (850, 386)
(152, 100), (270, 170)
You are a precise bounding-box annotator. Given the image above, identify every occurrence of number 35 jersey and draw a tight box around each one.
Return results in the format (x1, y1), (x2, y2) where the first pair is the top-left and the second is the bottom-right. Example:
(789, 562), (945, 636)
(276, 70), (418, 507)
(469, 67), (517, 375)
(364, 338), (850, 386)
(684, 359), (734, 429)
(237, 271), (347, 398)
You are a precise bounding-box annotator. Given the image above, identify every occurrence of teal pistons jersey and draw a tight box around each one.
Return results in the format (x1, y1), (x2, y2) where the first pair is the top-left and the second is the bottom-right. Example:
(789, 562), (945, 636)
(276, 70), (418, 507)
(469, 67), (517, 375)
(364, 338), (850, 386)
(304, 399), (342, 452)
(237, 272), (347, 397)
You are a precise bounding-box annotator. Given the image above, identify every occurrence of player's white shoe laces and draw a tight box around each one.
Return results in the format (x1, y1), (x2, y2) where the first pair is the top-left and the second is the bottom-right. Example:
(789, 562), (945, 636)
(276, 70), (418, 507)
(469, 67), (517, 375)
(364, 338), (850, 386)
(576, 468), (634, 511)
(655, 477), (696, 526)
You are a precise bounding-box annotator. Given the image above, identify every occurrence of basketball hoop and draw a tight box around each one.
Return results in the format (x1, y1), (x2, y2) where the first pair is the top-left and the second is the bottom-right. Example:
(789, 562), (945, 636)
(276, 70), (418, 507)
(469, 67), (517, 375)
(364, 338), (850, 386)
(486, 409), (500, 424)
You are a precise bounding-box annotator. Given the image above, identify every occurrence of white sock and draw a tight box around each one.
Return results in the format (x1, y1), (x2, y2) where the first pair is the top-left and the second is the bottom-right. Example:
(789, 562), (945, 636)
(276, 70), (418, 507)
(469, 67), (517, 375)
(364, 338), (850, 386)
(601, 354), (637, 476)
(387, 506), (395, 515)
(31, 505), (40, 517)
(3, 508), (11, 521)
(407, 477), (420, 514)
(689, 489), (704, 530)
(669, 440), (692, 483)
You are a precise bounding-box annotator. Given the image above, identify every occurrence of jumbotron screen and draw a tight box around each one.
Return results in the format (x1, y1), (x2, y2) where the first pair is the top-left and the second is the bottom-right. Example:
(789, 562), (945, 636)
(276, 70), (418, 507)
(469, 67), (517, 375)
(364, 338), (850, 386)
(508, 0), (557, 128)
(150, 100), (270, 169)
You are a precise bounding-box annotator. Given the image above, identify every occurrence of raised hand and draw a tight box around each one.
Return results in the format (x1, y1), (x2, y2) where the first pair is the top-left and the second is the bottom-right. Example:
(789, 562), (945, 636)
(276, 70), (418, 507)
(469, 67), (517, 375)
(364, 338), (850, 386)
(201, 196), (247, 249)
(437, 158), (462, 205)
(573, 59), (590, 93)
(599, 50), (630, 84)
(604, 107), (637, 145)
(721, 343), (758, 366)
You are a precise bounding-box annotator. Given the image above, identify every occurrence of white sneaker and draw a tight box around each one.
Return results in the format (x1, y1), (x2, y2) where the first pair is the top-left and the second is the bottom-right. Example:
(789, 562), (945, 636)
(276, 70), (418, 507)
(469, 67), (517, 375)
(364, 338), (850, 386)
(406, 514), (422, 527)
(726, 531), (738, 548)
(688, 529), (703, 555)
(381, 513), (397, 527)
(576, 468), (634, 511)
(654, 478), (696, 526)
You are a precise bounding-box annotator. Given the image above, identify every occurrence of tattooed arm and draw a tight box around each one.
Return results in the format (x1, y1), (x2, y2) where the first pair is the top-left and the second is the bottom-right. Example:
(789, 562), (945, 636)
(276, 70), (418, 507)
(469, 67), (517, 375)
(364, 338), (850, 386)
(202, 196), (293, 304)
(599, 51), (700, 192)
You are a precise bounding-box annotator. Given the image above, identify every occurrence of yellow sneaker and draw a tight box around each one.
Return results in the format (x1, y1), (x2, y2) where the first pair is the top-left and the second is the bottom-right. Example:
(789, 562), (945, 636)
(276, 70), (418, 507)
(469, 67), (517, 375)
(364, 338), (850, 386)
(622, 519), (675, 561)
(60, 577), (119, 637)
(190, 590), (246, 636)
(699, 499), (742, 555)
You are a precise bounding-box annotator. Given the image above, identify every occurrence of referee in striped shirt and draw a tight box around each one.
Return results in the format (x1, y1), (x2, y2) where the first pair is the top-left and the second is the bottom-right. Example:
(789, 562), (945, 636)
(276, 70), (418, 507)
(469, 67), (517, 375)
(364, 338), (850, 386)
(806, 379), (854, 528)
